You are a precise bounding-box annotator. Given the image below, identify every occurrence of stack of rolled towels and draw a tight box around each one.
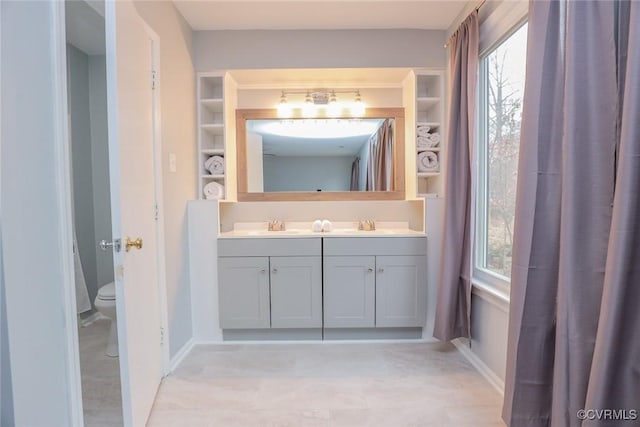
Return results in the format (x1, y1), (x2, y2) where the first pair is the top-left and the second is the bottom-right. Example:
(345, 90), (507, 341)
(204, 155), (224, 176)
(203, 181), (225, 200)
(417, 151), (439, 173)
(416, 125), (441, 151)
(312, 219), (332, 232)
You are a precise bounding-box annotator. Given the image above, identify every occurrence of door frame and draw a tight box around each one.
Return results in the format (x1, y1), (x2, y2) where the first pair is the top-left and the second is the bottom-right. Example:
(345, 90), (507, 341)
(52, 1), (84, 425)
(146, 22), (172, 377)
(54, 0), (171, 424)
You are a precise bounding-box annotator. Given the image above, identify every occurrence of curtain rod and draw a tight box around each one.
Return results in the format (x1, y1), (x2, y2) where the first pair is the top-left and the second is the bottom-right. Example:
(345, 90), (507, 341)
(443, 0), (486, 49)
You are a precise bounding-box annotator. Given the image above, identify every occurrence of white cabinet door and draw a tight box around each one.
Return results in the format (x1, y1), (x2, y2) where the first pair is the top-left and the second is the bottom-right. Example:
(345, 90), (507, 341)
(375, 256), (426, 327)
(323, 256), (376, 328)
(218, 257), (270, 329)
(270, 257), (322, 328)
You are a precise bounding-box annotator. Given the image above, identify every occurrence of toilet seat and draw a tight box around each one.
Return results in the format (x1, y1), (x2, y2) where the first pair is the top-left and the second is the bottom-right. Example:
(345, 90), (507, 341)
(97, 282), (115, 301)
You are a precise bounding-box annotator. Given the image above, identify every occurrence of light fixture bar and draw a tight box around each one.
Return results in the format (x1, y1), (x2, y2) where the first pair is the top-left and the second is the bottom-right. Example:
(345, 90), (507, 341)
(275, 88), (366, 118)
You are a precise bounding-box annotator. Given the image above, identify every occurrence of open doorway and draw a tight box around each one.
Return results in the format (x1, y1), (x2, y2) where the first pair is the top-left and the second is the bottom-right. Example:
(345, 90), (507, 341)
(65, 1), (123, 425)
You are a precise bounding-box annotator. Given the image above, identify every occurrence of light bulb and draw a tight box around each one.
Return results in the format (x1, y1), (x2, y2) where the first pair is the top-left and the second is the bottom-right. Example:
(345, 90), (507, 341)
(276, 93), (292, 118)
(302, 92), (316, 118)
(327, 92), (341, 117)
(350, 91), (365, 117)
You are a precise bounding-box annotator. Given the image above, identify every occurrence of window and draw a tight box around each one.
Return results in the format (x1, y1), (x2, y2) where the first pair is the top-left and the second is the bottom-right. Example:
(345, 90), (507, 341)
(475, 23), (528, 287)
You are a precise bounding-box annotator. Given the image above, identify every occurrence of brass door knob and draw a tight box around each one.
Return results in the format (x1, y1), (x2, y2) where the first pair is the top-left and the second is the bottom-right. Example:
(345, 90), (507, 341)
(125, 237), (143, 252)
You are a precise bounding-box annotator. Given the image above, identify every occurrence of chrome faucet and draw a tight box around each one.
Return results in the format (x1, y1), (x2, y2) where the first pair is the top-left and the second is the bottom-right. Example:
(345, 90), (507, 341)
(358, 219), (376, 231)
(268, 220), (286, 231)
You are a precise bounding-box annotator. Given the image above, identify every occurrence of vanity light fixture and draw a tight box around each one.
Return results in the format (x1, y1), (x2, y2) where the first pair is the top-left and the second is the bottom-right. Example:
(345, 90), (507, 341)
(275, 89), (366, 118)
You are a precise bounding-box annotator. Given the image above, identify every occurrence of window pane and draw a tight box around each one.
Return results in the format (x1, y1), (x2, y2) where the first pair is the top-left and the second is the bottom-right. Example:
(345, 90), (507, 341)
(481, 23), (528, 279)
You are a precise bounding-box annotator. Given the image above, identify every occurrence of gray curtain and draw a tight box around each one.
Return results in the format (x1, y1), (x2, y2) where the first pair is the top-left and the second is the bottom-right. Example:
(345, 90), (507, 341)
(350, 157), (360, 191)
(365, 119), (393, 191)
(433, 11), (478, 341)
(503, 1), (639, 426)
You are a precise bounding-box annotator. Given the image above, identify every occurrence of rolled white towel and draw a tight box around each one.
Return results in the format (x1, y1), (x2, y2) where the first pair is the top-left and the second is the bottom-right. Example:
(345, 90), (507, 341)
(427, 132), (441, 147)
(417, 151), (439, 172)
(417, 136), (431, 151)
(417, 125), (431, 137)
(204, 155), (224, 175)
(203, 181), (225, 200)
(312, 220), (323, 232)
(321, 219), (332, 232)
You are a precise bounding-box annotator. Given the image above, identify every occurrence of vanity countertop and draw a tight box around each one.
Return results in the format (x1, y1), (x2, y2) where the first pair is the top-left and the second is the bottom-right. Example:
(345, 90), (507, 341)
(218, 221), (425, 239)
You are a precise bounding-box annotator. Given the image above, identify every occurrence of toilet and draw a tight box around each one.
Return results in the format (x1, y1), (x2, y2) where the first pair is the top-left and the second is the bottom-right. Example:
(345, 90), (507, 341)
(94, 282), (118, 357)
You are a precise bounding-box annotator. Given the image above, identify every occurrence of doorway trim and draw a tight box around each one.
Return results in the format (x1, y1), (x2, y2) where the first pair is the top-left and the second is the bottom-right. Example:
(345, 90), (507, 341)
(52, 1), (84, 425)
(145, 24), (172, 377)
(56, 1), (172, 425)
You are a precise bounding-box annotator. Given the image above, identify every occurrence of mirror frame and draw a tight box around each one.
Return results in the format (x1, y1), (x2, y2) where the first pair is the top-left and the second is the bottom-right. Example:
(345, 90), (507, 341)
(236, 108), (405, 201)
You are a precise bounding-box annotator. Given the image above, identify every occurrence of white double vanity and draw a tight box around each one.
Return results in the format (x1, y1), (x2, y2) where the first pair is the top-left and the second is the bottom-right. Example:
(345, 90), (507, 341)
(187, 68), (445, 344)
(217, 224), (427, 340)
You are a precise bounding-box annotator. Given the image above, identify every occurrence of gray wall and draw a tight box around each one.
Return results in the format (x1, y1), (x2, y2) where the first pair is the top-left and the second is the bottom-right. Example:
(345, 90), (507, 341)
(470, 293), (509, 383)
(263, 156), (354, 192)
(88, 55), (114, 289)
(67, 45), (113, 311)
(193, 29), (446, 70)
(68, 44), (99, 307)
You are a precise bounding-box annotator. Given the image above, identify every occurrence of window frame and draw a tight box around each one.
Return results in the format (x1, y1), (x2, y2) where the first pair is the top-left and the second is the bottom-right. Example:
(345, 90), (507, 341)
(473, 19), (528, 295)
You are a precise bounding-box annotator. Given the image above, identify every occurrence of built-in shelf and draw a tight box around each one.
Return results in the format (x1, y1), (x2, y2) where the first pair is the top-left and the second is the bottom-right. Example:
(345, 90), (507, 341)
(415, 71), (445, 197)
(416, 97), (440, 108)
(198, 73), (227, 200)
(201, 124), (224, 134)
(417, 121), (440, 128)
(201, 98), (223, 108)
(201, 148), (225, 155)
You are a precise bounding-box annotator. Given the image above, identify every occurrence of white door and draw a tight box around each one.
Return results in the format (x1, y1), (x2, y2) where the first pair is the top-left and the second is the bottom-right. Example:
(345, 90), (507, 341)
(105, 1), (162, 426)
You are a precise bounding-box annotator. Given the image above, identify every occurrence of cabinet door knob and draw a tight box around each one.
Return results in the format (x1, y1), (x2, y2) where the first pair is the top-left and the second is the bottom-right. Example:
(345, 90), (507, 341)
(367, 267), (374, 272)
(260, 269), (266, 274)
(272, 268), (278, 274)
(378, 268), (384, 273)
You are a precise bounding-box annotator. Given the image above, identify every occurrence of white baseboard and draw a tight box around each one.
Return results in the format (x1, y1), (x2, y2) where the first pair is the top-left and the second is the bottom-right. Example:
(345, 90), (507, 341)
(169, 338), (195, 373)
(194, 337), (438, 346)
(452, 338), (504, 396)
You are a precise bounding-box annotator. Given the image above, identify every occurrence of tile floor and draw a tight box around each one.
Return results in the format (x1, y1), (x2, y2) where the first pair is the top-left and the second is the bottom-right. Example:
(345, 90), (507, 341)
(78, 318), (124, 427)
(148, 341), (505, 427)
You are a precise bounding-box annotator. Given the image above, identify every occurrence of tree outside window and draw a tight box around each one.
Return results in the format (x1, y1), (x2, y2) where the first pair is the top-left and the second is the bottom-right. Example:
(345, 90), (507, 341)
(477, 23), (528, 281)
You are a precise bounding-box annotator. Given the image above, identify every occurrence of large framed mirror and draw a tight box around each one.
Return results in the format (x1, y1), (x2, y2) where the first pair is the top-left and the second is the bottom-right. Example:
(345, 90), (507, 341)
(236, 108), (405, 201)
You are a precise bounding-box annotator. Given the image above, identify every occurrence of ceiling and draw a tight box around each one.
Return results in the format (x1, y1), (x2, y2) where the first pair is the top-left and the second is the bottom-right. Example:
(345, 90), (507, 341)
(65, 0), (105, 55)
(173, 0), (470, 31)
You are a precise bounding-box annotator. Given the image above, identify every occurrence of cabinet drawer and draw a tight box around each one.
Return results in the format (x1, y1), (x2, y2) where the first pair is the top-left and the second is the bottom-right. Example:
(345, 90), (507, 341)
(323, 237), (427, 256)
(218, 237), (321, 257)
